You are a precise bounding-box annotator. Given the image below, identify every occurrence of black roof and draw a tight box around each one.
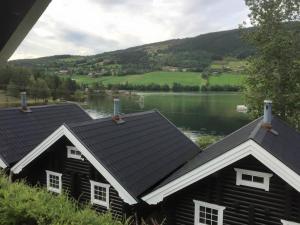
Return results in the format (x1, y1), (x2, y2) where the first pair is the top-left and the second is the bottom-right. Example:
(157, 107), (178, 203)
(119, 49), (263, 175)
(156, 116), (300, 189)
(0, 104), (92, 166)
(66, 110), (200, 199)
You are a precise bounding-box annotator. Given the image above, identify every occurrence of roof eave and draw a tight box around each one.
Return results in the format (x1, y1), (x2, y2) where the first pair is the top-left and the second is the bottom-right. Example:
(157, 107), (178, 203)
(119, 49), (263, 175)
(142, 139), (300, 205)
(0, 0), (51, 65)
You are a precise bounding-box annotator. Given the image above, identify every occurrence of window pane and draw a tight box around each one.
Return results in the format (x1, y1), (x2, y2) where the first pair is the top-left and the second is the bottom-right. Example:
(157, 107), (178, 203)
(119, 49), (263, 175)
(94, 185), (106, 201)
(198, 205), (219, 225)
(242, 174), (252, 181)
(253, 176), (264, 183)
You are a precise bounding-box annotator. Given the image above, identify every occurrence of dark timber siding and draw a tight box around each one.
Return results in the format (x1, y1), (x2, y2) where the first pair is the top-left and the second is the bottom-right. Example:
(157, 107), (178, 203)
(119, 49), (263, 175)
(163, 156), (300, 225)
(16, 136), (130, 219)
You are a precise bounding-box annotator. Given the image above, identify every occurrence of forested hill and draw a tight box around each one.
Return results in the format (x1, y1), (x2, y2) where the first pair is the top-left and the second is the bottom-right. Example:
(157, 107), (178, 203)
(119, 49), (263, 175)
(10, 22), (299, 75)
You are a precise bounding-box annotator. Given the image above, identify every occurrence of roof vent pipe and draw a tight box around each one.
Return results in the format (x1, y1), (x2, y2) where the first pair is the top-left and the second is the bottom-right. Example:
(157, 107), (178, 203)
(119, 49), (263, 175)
(21, 92), (27, 110)
(20, 92), (31, 112)
(113, 98), (120, 116)
(263, 100), (272, 126)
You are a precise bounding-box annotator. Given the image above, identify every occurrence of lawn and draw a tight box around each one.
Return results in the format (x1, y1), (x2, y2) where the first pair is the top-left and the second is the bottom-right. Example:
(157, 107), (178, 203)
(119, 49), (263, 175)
(209, 73), (245, 86)
(73, 71), (245, 88)
(73, 71), (205, 86)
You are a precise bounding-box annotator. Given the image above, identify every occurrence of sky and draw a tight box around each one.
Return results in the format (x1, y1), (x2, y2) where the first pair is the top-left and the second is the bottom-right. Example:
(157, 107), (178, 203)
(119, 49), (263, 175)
(10, 0), (250, 60)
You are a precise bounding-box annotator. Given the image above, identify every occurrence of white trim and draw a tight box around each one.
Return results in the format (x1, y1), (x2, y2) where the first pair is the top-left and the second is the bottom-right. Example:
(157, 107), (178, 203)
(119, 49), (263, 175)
(90, 180), (110, 209)
(0, 158), (7, 169)
(67, 146), (84, 160)
(11, 125), (137, 205)
(0, 0), (51, 65)
(194, 200), (225, 225)
(234, 168), (273, 191)
(142, 140), (300, 204)
(46, 170), (62, 194)
(281, 220), (300, 225)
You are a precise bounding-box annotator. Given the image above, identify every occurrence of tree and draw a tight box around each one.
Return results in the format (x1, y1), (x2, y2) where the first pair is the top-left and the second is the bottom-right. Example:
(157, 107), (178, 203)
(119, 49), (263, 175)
(36, 78), (50, 101)
(242, 0), (300, 127)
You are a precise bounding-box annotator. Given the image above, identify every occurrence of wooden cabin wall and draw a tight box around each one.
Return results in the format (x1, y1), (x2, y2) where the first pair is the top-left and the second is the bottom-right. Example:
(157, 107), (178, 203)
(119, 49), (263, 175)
(15, 136), (132, 219)
(163, 156), (300, 225)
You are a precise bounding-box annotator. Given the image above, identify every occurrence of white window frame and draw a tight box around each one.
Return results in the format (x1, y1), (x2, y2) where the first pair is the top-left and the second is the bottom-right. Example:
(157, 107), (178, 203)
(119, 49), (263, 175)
(67, 146), (84, 160)
(281, 220), (300, 225)
(234, 168), (273, 191)
(194, 200), (225, 225)
(46, 170), (62, 194)
(90, 180), (110, 209)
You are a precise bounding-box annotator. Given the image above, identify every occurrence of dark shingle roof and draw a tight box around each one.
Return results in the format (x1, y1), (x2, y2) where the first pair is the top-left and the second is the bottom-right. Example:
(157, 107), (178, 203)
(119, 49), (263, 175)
(156, 116), (300, 189)
(0, 104), (92, 166)
(66, 110), (200, 199)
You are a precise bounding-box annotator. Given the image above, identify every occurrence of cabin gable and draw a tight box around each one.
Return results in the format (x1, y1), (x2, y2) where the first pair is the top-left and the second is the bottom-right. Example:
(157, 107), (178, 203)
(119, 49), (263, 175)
(161, 156), (300, 225)
(15, 136), (132, 218)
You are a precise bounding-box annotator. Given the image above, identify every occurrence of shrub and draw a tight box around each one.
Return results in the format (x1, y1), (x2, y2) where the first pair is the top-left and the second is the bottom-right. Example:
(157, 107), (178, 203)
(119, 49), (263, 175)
(0, 174), (128, 225)
(196, 135), (222, 149)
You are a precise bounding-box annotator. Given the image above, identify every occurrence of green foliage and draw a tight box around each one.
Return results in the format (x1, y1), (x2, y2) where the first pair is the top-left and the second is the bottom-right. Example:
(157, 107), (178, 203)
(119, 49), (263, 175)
(9, 27), (265, 75)
(196, 135), (221, 149)
(0, 66), (80, 101)
(0, 174), (129, 225)
(242, 0), (300, 127)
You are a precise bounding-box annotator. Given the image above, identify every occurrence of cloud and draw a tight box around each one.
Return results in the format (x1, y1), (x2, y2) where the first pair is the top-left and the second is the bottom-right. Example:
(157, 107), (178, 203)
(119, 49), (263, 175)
(10, 0), (250, 60)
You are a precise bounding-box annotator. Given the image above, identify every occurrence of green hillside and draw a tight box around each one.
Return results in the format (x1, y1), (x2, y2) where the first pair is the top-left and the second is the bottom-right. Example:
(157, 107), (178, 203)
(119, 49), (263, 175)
(10, 22), (299, 76)
(10, 28), (255, 75)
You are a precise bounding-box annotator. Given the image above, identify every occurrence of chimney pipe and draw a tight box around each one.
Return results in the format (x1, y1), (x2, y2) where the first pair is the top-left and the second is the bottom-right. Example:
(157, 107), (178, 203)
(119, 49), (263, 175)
(263, 100), (272, 126)
(20, 92), (27, 110)
(113, 98), (120, 116)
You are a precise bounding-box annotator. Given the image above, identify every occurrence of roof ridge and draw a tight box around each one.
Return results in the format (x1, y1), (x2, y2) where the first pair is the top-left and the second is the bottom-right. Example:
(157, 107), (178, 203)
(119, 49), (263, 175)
(68, 110), (157, 128)
(200, 116), (263, 151)
(249, 120), (263, 139)
(0, 103), (77, 111)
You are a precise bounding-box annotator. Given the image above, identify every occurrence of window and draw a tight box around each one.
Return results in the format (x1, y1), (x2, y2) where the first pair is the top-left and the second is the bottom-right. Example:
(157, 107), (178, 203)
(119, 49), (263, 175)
(67, 146), (83, 160)
(281, 220), (300, 225)
(46, 170), (62, 194)
(194, 200), (225, 225)
(90, 180), (110, 209)
(234, 168), (273, 191)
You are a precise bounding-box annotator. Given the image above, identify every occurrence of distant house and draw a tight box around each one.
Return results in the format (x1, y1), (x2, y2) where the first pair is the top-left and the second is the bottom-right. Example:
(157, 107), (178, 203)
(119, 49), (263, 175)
(6, 98), (300, 225)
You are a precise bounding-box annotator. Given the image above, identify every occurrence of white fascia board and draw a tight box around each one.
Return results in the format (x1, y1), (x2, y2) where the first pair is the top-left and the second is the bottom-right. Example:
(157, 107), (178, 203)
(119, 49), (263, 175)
(11, 125), (137, 205)
(142, 139), (300, 204)
(0, 157), (8, 169)
(0, 0), (51, 65)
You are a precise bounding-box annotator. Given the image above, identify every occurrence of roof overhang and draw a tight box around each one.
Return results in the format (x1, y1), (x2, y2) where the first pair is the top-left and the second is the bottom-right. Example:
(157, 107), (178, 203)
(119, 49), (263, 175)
(0, 157), (8, 169)
(142, 139), (300, 205)
(0, 0), (51, 66)
(11, 125), (138, 205)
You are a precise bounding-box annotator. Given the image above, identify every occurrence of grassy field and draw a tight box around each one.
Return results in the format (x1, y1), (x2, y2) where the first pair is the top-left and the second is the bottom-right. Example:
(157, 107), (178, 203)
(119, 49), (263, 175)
(209, 73), (245, 86)
(73, 71), (244, 87)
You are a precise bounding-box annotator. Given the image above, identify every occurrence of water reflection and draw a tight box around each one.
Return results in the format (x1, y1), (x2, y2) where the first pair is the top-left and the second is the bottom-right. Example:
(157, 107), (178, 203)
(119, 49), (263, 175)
(84, 92), (250, 137)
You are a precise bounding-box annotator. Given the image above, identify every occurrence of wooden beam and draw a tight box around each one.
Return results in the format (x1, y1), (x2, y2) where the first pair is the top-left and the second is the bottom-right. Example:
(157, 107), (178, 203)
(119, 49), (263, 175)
(0, 0), (51, 65)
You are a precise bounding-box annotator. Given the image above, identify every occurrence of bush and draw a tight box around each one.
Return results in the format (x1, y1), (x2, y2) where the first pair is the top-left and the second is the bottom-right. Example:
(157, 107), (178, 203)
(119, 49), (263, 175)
(0, 174), (129, 225)
(201, 85), (241, 92)
(196, 135), (221, 149)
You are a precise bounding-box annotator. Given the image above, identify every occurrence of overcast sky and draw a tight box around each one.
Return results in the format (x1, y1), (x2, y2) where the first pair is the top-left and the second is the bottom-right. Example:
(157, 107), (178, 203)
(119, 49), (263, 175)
(10, 0), (250, 60)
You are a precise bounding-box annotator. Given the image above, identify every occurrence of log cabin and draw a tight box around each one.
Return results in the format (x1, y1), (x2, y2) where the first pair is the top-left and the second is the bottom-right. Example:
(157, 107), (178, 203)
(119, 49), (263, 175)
(9, 98), (200, 222)
(0, 93), (92, 169)
(6, 99), (300, 225)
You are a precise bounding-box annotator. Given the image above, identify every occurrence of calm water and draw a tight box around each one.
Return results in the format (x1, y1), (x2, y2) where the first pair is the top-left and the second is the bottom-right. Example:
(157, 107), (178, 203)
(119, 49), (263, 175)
(84, 92), (251, 139)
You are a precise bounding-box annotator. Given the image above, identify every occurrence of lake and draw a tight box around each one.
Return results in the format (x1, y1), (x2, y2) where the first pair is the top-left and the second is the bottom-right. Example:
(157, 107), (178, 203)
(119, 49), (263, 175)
(83, 92), (251, 141)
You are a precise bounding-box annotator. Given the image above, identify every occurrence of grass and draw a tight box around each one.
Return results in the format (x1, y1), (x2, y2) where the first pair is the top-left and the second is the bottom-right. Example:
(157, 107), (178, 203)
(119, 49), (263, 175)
(208, 73), (245, 86)
(72, 71), (244, 87)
